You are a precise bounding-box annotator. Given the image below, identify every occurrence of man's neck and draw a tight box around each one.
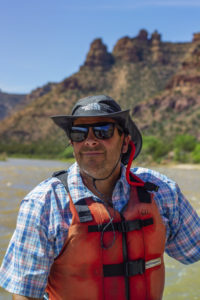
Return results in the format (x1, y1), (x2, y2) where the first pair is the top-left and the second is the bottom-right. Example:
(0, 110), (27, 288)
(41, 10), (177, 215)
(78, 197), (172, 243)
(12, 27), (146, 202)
(80, 168), (121, 204)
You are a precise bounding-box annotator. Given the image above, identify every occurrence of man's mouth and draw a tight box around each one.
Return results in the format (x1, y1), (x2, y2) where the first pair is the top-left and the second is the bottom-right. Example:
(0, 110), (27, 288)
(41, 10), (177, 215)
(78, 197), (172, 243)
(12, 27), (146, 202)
(81, 151), (104, 156)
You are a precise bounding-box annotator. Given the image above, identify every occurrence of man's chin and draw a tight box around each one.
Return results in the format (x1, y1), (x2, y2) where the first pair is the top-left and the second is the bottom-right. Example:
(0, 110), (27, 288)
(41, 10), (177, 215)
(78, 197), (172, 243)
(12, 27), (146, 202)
(80, 164), (108, 179)
(81, 158), (104, 169)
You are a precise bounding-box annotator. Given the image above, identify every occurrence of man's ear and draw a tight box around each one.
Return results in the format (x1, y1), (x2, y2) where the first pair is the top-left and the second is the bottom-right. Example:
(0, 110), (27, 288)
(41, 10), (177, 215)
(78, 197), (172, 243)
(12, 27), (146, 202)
(122, 135), (131, 153)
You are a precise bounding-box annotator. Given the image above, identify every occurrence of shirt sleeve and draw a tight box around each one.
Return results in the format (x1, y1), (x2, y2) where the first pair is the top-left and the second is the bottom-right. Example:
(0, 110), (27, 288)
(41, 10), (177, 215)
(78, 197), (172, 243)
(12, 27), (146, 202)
(0, 178), (70, 298)
(163, 184), (200, 264)
(133, 167), (200, 264)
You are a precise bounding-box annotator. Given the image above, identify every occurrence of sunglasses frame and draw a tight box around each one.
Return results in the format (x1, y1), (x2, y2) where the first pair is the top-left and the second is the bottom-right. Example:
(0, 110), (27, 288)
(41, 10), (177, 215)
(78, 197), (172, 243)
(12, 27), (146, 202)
(69, 122), (123, 142)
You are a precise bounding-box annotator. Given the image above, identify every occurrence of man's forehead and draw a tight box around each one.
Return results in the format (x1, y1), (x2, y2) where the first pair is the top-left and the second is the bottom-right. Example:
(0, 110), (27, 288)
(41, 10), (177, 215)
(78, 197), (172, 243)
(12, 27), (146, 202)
(73, 116), (117, 125)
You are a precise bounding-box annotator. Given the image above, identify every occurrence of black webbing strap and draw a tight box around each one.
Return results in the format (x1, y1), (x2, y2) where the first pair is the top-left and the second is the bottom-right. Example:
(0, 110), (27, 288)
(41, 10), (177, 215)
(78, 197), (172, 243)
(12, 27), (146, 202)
(74, 198), (93, 222)
(88, 218), (153, 233)
(128, 173), (159, 204)
(129, 173), (159, 192)
(137, 186), (152, 203)
(120, 214), (130, 300)
(52, 170), (69, 192)
(103, 259), (145, 277)
(144, 181), (159, 192)
(52, 170), (92, 223)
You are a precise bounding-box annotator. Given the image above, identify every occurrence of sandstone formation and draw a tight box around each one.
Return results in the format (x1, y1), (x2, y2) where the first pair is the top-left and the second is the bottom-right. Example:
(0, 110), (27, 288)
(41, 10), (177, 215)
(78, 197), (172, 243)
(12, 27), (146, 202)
(81, 38), (114, 69)
(0, 30), (200, 149)
(151, 31), (164, 63)
(131, 31), (200, 139)
(112, 29), (150, 63)
(166, 34), (200, 89)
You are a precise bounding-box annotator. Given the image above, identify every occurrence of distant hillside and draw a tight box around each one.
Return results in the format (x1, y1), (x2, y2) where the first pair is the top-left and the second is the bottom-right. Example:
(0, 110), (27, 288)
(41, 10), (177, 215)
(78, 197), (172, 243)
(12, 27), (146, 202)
(0, 91), (26, 120)
(0, 29), (199, 160)
(0, 82), (57, 121)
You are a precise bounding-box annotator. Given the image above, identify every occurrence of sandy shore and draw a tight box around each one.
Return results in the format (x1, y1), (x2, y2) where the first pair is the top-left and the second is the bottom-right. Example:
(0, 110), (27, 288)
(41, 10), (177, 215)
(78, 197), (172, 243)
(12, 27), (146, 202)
(167, 164), (200, 170)
(137, 162), (200, 170)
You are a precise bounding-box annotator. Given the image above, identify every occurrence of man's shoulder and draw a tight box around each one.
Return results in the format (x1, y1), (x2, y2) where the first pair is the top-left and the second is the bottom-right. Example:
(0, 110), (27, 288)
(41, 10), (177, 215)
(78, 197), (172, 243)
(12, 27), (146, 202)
(131, 166), (180, 208)
(131, 166), (176, 189)
(23, 174), (68, 203)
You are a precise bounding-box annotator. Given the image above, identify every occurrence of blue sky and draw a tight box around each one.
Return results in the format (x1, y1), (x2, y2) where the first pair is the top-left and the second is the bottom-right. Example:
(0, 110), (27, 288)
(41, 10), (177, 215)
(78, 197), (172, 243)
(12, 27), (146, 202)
(0, 0), (200, 94)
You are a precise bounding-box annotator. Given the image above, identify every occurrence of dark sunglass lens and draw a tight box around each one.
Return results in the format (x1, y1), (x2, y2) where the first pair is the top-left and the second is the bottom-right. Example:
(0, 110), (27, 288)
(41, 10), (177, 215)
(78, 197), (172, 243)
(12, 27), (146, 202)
(70, 126), (88, 142)
(94, 123), (114, 139)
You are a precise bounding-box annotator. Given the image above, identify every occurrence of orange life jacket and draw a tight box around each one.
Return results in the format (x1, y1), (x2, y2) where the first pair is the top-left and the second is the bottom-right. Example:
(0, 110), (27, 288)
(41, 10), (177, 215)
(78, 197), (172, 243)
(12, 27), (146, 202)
(46, 175), (166, 300)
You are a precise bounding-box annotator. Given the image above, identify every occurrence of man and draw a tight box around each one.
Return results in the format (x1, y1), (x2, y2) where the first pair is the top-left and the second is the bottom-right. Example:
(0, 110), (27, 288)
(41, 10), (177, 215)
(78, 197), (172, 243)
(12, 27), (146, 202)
(0, 94), (199, 300)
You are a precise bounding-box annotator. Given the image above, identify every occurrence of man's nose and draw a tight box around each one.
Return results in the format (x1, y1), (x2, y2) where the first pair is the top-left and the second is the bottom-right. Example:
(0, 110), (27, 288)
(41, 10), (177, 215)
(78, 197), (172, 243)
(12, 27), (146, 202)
(84, 127), (99, 146)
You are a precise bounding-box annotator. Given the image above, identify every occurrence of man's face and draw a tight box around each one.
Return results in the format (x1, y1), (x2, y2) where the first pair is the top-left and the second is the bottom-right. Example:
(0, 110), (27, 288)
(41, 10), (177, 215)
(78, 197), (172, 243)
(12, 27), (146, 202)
(71, 117), (130, 179)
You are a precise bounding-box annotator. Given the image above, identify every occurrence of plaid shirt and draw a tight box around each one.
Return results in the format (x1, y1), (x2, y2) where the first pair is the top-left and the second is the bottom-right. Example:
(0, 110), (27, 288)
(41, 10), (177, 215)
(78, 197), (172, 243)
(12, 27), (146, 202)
(0, 162), (200, 298)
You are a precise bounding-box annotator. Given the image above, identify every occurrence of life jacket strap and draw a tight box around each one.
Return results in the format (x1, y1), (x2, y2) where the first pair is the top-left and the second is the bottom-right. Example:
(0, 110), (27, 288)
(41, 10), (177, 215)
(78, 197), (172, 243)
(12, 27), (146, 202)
(103, 259), (145, 277)
(52, 171), (93, 222)
(144, 182), (159, 192)
(75, 198), (93, 222)
(52, 170), (69, 192)
(88, 218), (153, 233)
(103, 257), (162, 277)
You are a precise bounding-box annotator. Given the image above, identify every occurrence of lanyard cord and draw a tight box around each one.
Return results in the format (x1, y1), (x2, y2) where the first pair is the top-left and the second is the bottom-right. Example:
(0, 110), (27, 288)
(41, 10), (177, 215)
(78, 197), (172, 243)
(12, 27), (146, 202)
(100, 205), (116, 249)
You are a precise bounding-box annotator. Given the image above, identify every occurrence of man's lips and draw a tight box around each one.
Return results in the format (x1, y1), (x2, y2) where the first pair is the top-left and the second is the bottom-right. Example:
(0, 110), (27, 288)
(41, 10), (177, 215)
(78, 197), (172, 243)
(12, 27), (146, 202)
(81, 151), (104, 155)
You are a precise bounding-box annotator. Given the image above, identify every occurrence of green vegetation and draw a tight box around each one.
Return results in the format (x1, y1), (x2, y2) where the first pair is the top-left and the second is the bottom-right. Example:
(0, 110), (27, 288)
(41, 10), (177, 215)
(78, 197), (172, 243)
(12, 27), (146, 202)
(0, 134), (199, 164)
(0, 141), (65, 159)
(0, 152), (7, 161)
(174, 134), (196, 152)
(191, 144), (200, 163)
(141, 136), (171, 163)
(59, 145), (74, 159)
(173, 135), (198, 163)
(139, 134), (200, 164)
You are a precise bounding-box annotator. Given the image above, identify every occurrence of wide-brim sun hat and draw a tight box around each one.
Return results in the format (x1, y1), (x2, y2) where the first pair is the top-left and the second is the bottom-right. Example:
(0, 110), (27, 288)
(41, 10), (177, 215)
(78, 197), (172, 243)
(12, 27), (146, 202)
(51, 95), (142, 164)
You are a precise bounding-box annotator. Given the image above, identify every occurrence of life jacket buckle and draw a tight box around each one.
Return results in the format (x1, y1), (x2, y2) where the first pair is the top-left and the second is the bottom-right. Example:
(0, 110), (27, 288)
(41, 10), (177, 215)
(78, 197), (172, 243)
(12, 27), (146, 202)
(125, 259), (145, 277)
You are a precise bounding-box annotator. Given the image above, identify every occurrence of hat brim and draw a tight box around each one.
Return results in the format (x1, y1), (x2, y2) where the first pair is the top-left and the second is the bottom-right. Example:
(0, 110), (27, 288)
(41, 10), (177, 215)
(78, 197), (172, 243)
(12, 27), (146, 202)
(51, 110), (142, 162)
(51, 110), (130, 129)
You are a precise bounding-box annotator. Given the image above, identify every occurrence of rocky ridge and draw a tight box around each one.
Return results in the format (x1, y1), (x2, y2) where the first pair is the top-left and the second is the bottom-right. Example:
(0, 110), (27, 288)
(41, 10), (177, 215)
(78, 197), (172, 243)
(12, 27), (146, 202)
(0, 29), (199, 152)
(132, 33), (200, 140)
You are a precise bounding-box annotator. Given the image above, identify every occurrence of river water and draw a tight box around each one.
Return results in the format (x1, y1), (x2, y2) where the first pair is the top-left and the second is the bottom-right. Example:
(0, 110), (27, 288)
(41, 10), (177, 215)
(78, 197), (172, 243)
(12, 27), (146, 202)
(0, 158), (199, 299)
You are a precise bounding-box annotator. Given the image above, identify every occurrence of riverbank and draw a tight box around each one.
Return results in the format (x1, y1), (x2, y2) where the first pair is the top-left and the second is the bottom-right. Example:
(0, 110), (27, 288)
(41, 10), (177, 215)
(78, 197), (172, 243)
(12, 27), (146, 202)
(1, 156), (200, 170)
(144, 161), (200, 170)
(169, 163), (200, 170)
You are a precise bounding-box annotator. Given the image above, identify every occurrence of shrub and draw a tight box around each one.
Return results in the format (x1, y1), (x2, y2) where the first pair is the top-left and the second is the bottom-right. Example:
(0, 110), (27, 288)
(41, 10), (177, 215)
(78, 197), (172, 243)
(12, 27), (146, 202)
(174, 134), (197, 152)
(192, 144), (200, 163)
(174, 148), (189, 163)
(142, 136), (170, 162)
(173, 134), (198, 163)
(0, 141), (65, 158)
(60, 145), (74, 159)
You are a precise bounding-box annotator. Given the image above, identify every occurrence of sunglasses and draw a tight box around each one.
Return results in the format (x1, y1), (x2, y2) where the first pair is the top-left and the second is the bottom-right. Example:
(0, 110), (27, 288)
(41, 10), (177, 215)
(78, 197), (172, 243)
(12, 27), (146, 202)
(69, 122), (123, 142)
